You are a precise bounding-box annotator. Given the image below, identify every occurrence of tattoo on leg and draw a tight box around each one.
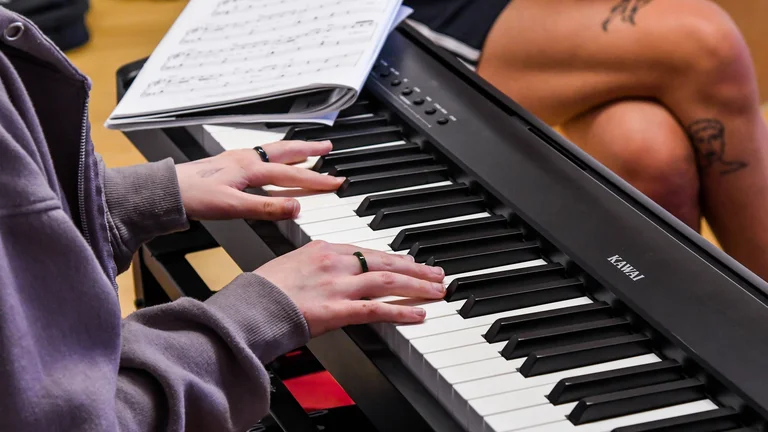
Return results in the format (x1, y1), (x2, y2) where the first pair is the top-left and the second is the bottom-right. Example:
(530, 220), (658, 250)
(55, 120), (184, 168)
(602, 0), (653, 32)
(686, 119), (747, 175)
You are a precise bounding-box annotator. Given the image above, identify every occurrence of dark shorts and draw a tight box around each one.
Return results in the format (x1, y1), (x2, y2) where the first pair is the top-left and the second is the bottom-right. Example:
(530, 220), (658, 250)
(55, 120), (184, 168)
(404, 0), (511, 65)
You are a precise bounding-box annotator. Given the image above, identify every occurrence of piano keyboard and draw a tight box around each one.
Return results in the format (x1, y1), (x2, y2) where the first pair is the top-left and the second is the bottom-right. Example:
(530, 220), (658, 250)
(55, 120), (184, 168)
(213, 99), (749, 432)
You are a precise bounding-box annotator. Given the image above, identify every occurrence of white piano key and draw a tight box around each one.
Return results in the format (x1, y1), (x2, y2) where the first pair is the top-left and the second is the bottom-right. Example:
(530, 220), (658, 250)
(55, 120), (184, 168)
(296, 181), (454, 211)
(511, 400), (719, 432)
(424, 341), (507, 369)
(294, 202), (360, 225)
(290, 156), (321, 170)
(454, 354), (661, 401)
(411, 325), (488, 354)
(301, 215), (375, 237)
(467, 383), (552, 431)
(328, 140), (406, 154)
(398, 296), (591, 341)
(316, 212), (490, 245)
(484, 401), (578, 431)
(440, 357), (522, 386)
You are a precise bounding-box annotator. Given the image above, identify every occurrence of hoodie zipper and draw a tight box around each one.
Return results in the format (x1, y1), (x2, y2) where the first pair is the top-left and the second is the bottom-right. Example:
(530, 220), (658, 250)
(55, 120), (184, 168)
(78, 98), (91, 247)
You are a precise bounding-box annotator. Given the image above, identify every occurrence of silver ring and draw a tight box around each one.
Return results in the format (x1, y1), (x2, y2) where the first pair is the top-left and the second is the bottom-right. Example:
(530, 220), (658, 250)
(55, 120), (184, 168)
(4, 22), (24, 41)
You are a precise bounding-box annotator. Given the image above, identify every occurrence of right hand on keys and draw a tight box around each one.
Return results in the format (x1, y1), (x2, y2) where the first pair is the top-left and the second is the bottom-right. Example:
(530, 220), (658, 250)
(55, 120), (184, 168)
(254, 240), (446, 337)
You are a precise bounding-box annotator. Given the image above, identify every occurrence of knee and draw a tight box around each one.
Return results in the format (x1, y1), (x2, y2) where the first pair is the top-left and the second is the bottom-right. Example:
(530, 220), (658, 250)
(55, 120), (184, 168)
(670, 3), (758, 110)
(562, 101), (700, 216)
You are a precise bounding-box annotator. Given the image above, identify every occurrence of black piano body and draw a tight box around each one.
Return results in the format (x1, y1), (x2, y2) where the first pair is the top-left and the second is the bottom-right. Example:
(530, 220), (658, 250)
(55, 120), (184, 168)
(115, 22), (768, 432)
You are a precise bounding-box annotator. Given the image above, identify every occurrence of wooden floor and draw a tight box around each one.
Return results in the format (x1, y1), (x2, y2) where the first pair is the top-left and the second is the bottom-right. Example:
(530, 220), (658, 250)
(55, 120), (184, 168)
(65, 0), (768, 317)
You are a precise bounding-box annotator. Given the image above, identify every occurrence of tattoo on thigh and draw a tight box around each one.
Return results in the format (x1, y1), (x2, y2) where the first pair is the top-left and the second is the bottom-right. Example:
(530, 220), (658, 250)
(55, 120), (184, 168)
(686, 119), (748, 175)
(602, 0), (653, 32)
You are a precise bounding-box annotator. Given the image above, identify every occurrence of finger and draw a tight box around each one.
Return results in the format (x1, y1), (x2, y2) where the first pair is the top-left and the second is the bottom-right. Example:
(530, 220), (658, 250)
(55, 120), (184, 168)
(236, 192), (300, 220)
(343, 300), (427, 326)
(328, 244), (445, 282)
(341, 272), (445, 300)
(258, 163), (344, 190)
(261, 140), (333, 164)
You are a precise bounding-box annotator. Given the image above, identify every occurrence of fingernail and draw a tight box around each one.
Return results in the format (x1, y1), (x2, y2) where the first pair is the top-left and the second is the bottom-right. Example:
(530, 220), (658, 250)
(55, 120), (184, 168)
(412, 308), (426, 318)
(432, 266), (444, 276)
(432, 283), (445, 294)
(285, 200), (299, 218)
(404, 254), (415, 262)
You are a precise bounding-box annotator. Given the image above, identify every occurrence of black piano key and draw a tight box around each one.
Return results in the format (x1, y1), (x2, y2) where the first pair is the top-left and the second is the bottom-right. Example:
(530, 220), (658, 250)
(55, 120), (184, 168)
(426, 241), (541, 277)
(288, 113), (389, 141)
(356, 183), (469, 217)
(611, 407), (741, 432)
(338, 98), (373, 118)
(313, 143), (421, 173)
(501, 317), (632, 360)
(316, 125), (404, 152)
(485, 301), (615, 343)
(336, 164), (449, 197)
(447, 262), (568, 303)
(548, 360), (684, 405)
(390, 215), (510, 251)
(369, 196), (486, 231)
(459, 277), (583, 319)
(519, 334), (652, 377)
(567, 378), (707, 425)
(329, 153), (436, 177)
(408, 230), (526, 262)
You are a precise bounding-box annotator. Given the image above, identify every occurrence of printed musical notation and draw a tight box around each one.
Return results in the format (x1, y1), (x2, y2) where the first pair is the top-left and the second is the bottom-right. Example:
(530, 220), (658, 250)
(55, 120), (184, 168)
(107, 0), (407, 127)
(142, 52), (361, 98)
(135, 0), (387, 100)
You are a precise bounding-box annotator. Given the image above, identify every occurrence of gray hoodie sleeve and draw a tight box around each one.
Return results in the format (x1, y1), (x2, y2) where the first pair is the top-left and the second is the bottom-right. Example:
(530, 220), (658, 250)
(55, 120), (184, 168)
(98, 155), (190, 273)
(0, 105), (310, 432)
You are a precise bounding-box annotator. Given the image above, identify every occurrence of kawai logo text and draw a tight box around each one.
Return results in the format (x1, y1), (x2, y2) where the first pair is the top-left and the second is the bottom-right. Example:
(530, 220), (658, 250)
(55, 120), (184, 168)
(607, 255), (646, 281)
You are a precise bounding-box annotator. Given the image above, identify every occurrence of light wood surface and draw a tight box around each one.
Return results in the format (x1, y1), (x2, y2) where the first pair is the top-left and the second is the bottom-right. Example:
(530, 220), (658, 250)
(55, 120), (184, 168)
(65, 0), (767, 317)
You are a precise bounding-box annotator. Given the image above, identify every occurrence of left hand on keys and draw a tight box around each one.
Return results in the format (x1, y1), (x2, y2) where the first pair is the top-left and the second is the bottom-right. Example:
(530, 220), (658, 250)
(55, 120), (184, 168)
(175, 140), (344, 221)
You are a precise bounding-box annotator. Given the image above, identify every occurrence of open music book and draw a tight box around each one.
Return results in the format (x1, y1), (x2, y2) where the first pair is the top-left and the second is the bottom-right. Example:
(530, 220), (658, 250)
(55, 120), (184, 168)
(106, 0), (409, 131)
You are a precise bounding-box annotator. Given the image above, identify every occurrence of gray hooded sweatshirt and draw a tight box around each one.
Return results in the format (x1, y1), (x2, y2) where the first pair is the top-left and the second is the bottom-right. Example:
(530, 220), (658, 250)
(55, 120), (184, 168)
(0, 7), (310, 431)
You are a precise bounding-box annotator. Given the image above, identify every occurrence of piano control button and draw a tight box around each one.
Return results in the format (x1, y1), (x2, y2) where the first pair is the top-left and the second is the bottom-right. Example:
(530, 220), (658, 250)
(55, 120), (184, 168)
(413, 97), (425, 105)
(391, 79), (402, 86)
(567, 378), (707, 425)
(437, 117), (449, 125)
(401, 88), (413, 95)
(379, 70), (391, 77)
(425, 107), (437, 115)
(547, 359), (684, 405)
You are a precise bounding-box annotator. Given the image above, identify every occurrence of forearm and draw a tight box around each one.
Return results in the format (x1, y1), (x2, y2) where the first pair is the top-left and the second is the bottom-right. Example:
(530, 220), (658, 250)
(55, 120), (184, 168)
(0, 205), (309, 431)
(98, 155), (190, 273)
(118, 272), (310, 431)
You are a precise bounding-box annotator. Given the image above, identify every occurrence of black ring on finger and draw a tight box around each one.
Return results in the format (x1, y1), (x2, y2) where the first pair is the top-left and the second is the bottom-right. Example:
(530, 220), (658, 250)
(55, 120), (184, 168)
(353, 251), (369, 273)
(254, 146), (270, 163)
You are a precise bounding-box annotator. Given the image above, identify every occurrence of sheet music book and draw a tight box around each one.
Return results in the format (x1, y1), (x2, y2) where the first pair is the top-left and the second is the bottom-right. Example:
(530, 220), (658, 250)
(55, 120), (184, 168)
(106, 0), (409, 131)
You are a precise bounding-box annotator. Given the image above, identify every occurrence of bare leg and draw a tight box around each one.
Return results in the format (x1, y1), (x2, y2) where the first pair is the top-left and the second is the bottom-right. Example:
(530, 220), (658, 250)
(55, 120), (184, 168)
(560, 99), (701, 230)
(477, 0), (768, 280)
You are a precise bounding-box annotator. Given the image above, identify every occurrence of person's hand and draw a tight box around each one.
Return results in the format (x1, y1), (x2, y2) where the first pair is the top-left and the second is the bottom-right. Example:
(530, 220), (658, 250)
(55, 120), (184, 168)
(175, 140), (344, 221)
(254, 240), (446, 337)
